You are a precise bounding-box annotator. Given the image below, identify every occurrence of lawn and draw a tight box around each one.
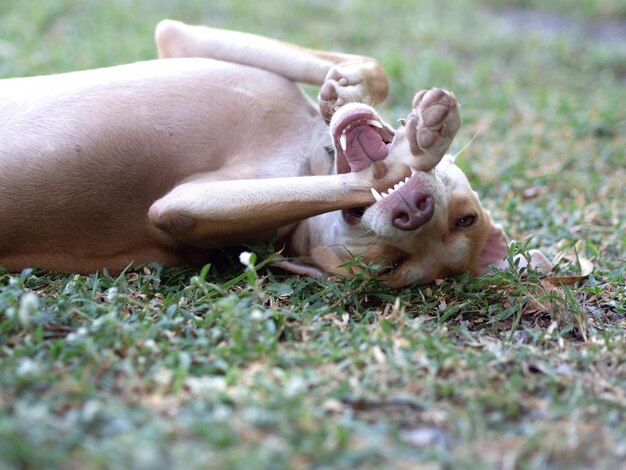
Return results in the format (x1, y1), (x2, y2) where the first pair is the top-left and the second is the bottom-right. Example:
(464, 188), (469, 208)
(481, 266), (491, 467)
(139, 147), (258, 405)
(1, 0), (625, 468)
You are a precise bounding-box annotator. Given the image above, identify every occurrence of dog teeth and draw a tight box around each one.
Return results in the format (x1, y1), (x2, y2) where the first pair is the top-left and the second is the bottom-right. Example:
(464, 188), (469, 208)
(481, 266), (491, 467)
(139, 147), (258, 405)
(371, 176), (414, 204)
(367, 119), (383, 128)
(371, 187), (383, 202)
(340, 133), (347, 152)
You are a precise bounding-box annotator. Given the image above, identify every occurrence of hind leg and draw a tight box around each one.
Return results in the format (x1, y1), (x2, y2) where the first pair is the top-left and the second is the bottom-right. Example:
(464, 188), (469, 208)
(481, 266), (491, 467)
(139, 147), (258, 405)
(154, 19), (388, 123)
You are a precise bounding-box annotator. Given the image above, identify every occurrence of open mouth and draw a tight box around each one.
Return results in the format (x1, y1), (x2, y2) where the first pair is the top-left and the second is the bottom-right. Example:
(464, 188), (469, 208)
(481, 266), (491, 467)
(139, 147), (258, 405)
(331, 107), (395, 225)
(332, 109), (395, 174)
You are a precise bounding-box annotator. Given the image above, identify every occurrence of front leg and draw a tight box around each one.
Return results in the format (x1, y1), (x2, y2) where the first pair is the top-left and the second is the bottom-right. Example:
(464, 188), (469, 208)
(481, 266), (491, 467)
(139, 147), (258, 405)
(149, 172), (377, 249)
(406, 88), (461, 169)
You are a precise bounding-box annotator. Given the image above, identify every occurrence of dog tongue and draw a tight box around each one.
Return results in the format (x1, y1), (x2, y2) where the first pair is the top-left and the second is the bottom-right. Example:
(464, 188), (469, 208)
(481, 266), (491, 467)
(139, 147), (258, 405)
(345, 125), (389, 172)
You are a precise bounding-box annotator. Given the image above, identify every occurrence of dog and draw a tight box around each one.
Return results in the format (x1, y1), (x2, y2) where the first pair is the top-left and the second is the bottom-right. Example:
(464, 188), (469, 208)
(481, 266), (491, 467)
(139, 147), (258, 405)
(0, 20), (549, 287)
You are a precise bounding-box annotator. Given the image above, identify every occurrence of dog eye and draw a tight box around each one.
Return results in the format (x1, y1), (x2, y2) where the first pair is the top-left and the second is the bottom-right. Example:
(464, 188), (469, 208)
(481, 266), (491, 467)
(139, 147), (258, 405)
(456, 215), (476, 228)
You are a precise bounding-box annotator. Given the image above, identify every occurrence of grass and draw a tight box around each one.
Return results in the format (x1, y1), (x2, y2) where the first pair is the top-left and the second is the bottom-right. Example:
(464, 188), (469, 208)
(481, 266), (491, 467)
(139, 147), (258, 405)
(1, 0), (625, 468)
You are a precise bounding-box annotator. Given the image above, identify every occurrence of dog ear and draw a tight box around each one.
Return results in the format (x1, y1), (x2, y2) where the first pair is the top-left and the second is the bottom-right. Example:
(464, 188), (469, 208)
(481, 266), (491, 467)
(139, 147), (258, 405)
(474, 216), (553, 275)
(474, 219), (509, 274)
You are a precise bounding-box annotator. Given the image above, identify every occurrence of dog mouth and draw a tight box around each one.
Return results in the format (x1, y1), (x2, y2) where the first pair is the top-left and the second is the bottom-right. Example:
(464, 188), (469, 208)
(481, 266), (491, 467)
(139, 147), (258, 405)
(331, 107), (396, 225)
(332, 108), (395, 174)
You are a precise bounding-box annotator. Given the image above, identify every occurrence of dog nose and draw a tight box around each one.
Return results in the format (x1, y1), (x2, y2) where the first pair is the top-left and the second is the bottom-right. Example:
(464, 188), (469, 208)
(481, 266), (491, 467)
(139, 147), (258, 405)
(391, 190), (434, 231)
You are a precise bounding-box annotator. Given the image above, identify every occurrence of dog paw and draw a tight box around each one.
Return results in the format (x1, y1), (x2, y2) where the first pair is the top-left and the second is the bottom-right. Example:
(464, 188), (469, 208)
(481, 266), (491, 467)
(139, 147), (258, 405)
(318, 61), (388, 123)
(407, 88), (461, 166)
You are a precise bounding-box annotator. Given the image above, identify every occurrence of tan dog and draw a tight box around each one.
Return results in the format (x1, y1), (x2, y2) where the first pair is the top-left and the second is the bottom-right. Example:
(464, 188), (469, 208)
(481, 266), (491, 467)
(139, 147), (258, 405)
(0, 20), (547, 287)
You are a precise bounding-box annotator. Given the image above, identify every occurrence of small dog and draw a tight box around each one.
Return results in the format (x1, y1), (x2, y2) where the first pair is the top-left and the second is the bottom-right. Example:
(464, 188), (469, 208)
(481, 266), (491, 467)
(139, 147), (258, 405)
(0, 20), (548, 287)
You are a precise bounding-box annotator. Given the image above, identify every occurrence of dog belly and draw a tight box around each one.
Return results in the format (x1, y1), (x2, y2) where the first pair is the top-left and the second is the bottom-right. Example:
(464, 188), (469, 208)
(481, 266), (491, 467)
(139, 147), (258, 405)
(0, 58), (328, 273)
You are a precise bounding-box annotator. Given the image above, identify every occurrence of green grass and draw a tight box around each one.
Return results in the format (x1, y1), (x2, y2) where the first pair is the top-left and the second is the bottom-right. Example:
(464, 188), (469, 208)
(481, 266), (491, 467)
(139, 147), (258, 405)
(1, 0), (625, 468)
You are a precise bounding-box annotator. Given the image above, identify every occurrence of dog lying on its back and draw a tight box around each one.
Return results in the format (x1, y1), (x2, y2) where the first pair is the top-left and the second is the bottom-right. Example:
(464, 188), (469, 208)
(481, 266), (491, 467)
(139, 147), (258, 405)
(0, 20), (549, 287)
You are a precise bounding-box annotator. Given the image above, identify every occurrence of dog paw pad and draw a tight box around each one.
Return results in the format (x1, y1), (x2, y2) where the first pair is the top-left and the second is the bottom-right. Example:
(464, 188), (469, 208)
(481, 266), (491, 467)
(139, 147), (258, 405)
(421, 103), (452, 128)
(416, 127), (439, 149)
(406, 88), (461, 164)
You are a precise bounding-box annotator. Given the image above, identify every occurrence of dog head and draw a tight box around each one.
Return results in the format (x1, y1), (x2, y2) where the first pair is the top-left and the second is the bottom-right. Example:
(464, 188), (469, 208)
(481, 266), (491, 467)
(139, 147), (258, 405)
(291, 99), (512, 288)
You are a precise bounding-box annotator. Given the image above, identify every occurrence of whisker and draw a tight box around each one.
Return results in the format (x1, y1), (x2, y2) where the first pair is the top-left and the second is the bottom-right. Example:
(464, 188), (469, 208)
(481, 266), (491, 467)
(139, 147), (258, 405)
(351, 226), (378, 240)
(453, 127), (482, 159)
